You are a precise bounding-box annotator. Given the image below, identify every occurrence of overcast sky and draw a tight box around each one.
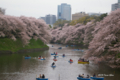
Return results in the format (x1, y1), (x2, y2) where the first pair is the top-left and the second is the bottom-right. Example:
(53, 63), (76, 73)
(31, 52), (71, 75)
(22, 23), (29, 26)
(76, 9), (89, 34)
(0, 0), (117, 18)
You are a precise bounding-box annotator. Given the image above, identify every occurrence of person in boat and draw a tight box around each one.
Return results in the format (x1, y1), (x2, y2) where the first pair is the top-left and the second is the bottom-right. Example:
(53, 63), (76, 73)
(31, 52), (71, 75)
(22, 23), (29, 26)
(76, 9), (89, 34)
(63, 54), (65, 56)
(56, 52), (58, 55)
(42, 74), (45, 78)
(87, 60), (89, 62)
(79, 58), (81, 60)
(25, 55), (29, 57)
(54, 52), (56, 54)
(52, 62), (55, 66)
(93, 73), (96, 77)
(86, 75), (89, 78)
(81, 74), (84, 78)
(81, 58), (84, 62)
(39, 55), (41, 58)
(43, 57), (45, 59)
(39, 74), (42, 78)
(70, 59), (73, 62)
(83, 58), (84, 62)
(54, 55), (56, 58)
(78, 74), (82, 77)
(54, 57), (56, 60)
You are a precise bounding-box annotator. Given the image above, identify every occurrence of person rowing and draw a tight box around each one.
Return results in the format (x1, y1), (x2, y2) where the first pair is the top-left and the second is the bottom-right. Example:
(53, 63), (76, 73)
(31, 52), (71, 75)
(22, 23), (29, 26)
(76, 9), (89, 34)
(63, 54), (65, 56)
(56, 52), (58, 55)
(70, 59), (73, 62)
(53, 56), (57, 60)
(42, 57), (45, 59)
(86, 75), (89, 78)
(78, 74), (82, 78)
(93, 73), (96, 77)
(39, 55), (41, 58)
(79, 58), (81, 60)
(52, 62), (55, 66)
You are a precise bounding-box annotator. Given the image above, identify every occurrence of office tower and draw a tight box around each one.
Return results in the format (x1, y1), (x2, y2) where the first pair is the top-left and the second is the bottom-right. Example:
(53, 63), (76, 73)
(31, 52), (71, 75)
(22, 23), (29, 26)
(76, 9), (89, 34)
(45, 14), (56, 25)
(40, 17), (46, 21)
(57, 3), (71, 21)
(112, 0), (120, 11)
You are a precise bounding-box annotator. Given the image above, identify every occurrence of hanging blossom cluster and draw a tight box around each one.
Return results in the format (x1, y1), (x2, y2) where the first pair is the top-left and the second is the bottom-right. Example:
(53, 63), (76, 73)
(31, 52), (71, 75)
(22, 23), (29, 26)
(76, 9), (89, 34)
(51, 21), (95, 45)
(0, 14), (51, 45)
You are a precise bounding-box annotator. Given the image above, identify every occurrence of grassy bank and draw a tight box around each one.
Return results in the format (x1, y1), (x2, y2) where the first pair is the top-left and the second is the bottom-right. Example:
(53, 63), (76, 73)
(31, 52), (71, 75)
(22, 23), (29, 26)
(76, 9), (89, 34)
(0, 38), (48, 52)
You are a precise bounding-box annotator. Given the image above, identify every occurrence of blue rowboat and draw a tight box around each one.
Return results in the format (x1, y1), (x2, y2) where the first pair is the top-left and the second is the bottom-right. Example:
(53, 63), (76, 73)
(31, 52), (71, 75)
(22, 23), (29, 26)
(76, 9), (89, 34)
(66, 45), (69, 47)
(72, 49), (84, 52)
(77, 77), (90, 80)
(62, 55), (65, 57)
(51, 53), (56, 55)
(54, 56), (59, 57)
(51, 65), (56, 68)
(40, 58), (45, 60)
(68, 61), (73, 63)
(36, 78), (48, 80)
(90, 77), (104, 80)
(25, 57), (31, 59)
(58, 47), (62, 49)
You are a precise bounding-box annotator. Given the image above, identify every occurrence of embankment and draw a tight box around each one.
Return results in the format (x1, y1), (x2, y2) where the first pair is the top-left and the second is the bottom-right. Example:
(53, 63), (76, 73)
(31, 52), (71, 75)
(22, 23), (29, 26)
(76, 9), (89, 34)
(0, 38), (49, 54)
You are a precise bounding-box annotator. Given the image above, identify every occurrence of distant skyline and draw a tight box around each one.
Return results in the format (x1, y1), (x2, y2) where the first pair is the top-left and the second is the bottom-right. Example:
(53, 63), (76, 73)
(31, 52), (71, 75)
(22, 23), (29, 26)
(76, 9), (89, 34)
(0, 0), (117, 18)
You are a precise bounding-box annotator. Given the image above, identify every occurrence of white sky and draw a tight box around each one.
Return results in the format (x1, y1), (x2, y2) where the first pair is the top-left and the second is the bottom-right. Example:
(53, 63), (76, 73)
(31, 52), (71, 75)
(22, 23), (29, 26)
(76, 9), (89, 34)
(0, 0), (117, 18)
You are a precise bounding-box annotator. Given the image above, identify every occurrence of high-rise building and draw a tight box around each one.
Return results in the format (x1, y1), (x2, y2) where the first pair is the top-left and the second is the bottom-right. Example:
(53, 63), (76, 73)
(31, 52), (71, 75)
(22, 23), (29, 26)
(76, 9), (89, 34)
(112, 0), (120, 11)
(51, 15), (56, 24)
(40, 17), (46, 21)
(45, 14), (56, 25)
(119, 0), (120, 3)
(57, 3), (71, 21)
(45, 15), (51, 24)
(0, 8), (5, 15)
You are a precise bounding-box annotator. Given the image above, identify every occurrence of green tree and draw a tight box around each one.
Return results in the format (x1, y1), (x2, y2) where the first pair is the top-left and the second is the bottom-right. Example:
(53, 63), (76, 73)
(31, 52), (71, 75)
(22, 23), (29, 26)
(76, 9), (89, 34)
(53, 19), (71, 27)
(49, 25), (52, 28)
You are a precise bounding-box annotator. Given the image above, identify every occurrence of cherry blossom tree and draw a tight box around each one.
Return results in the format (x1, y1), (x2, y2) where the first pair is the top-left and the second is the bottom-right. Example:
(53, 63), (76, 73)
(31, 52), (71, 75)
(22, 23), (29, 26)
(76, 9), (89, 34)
(0, 15), (51, 45)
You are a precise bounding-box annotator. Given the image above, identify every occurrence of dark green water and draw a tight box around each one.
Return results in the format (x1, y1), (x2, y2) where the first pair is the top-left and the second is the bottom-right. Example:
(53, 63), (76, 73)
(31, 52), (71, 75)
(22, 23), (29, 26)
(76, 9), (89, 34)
(0, 44), (120, 80)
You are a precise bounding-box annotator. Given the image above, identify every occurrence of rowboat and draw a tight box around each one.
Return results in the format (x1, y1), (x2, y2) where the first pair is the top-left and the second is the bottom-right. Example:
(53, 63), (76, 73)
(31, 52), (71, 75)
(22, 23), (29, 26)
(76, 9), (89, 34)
(51, 65), (56, 68)
(78, 60), (89, 64)
(25, 57), (31, 59)
(68, 61), (73, 63)
(54, 56), (59, 57)
(38, 57), (41, 59)
(36, 78), (48, 80)
(90, 77), (104, 80)
(62, 55), (65, 57)
(40, 58), (45, 60)
(51, 53), (56, 55)
(77, 77), (90, 80)
(72, 49), (84, 52)
(58, 47), (62, 49)
(53, 59), (57, 61)
(66, 45), (68, 47)
(78, 61), (89, 64)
